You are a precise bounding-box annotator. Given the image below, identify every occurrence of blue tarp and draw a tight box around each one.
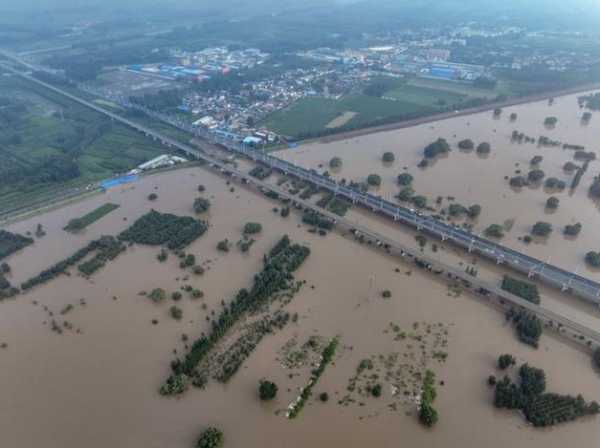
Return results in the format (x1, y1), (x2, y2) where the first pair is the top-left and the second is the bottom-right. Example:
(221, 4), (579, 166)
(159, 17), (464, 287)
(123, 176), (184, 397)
(100, 175), (139, 189)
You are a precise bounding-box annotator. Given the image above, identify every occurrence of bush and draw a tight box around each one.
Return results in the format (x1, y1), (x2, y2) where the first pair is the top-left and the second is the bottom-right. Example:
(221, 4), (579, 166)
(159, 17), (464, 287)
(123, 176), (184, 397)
(510, 112), (517, 121)
(366, 174), (382, 187)
(488, 375), (497, 386)
(484, 224), (505, 238)
(170, 305), (183, 320)
(493, 108), (502, 116)
(544, 116), (558, 126)
(148, 193), (158, 201)
(243, 222), (262, 234)
(397, 173), (413, 186)
(498, 354), (516, 370)
(531, 221), (552, 237)
(585, 251), (600, 267)
(198, 184), (206, 192)
(381, 290), (391, 298)
(545, 197), (559, 209)
(172, 291), (182, 301)
(196, 427), (224, 448)
(193, 197), (211, 214)
(382, 152), (395, 163)
(319, 392), (329, 402)
(259, 380), (278, 401)
(458, 139), (474, 150)
(193, 265), (205, 275)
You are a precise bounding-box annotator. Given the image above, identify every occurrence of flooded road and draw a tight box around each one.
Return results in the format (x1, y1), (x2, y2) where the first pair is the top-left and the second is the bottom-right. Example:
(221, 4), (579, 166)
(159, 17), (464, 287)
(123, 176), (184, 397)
(0, 162), (599, 445)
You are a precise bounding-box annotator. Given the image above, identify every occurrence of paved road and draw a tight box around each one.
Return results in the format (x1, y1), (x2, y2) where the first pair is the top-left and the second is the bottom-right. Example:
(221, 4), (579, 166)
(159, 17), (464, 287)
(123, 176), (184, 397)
(2, 62), (599, 346)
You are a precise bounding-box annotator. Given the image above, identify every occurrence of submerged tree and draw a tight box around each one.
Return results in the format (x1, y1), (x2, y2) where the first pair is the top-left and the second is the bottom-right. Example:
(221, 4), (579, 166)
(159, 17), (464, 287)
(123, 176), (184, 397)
(259, 380), (278, 401)
(196, 427), (224, 448)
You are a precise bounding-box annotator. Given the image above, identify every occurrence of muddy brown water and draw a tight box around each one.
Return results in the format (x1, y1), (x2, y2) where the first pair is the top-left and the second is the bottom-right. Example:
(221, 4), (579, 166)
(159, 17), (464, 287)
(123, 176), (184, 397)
(276, 91), (600, 280)
(0, 160), (599, 445)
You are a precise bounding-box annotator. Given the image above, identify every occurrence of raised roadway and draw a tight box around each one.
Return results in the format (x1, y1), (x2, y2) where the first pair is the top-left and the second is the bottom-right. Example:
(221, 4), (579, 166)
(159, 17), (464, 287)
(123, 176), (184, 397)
(1, 57), (599, 348)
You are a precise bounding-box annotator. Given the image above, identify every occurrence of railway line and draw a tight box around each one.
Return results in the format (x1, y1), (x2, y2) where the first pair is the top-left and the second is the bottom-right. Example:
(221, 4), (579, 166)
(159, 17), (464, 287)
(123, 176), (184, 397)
(1, 60), (599, 348)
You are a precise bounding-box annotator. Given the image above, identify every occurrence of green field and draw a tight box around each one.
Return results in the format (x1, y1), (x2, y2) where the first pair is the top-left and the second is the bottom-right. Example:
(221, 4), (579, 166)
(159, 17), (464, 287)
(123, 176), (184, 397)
(262, 94), (434, 138)
(0, 75), (170, 215)
(64, 203), (120, 232)
(384, 84), (468, 106)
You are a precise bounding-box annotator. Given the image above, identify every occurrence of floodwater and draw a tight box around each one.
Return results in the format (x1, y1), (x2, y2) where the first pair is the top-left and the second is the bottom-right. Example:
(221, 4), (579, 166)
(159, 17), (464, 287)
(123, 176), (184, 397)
(0, 166), (599, 447)
(275, 91), (600, 281)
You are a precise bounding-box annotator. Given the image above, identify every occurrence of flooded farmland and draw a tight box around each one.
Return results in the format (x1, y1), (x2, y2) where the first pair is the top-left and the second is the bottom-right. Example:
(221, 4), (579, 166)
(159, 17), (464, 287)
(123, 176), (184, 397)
(0, 136), (599, 446)
(276, 91), (600, 281)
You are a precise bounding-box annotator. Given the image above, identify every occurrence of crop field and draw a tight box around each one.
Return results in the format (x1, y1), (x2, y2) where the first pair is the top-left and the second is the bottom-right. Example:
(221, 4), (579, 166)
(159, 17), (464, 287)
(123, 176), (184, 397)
(383, 84), (468, 106)
(262, 95), (434, 138)
(0, 75), (168, 215)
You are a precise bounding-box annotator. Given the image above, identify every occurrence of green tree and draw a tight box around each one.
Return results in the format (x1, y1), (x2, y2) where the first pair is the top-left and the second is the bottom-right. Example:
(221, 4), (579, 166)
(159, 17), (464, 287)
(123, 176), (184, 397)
(545, 197), (559, 210)
(531, 221), (552, 237)
(484, 224), (505, 238)
(259, 380), (278, 401)
(585, 251), (600, 267)
(149, 288), (166, 303)
(194, 197), (211, 214)
(366, 174), (382, 187)
(243, 222), (263, 234)
(217, 239), (230, 252)
(468, 204), (482, 219)
(564, 223), (582, 236)
(419, 403), (439, 427)
(329, 157), (343, 169)
(196, 427), (224, 448)
(528, 169), (545, 183)
(170, 305), (183, 320)
(476, 142), (491, 154)
(594, 347), (600, 369)
(530, 155), (543, 165)
(371, 384), (382, 397)
(382, 152), (395, 163)
(423, 138), (450, 158)
(458, 139), (474, 150)
(498, 354), (516, 370)
(412, 195), (427, 209)
(397, 173), (414, 186)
